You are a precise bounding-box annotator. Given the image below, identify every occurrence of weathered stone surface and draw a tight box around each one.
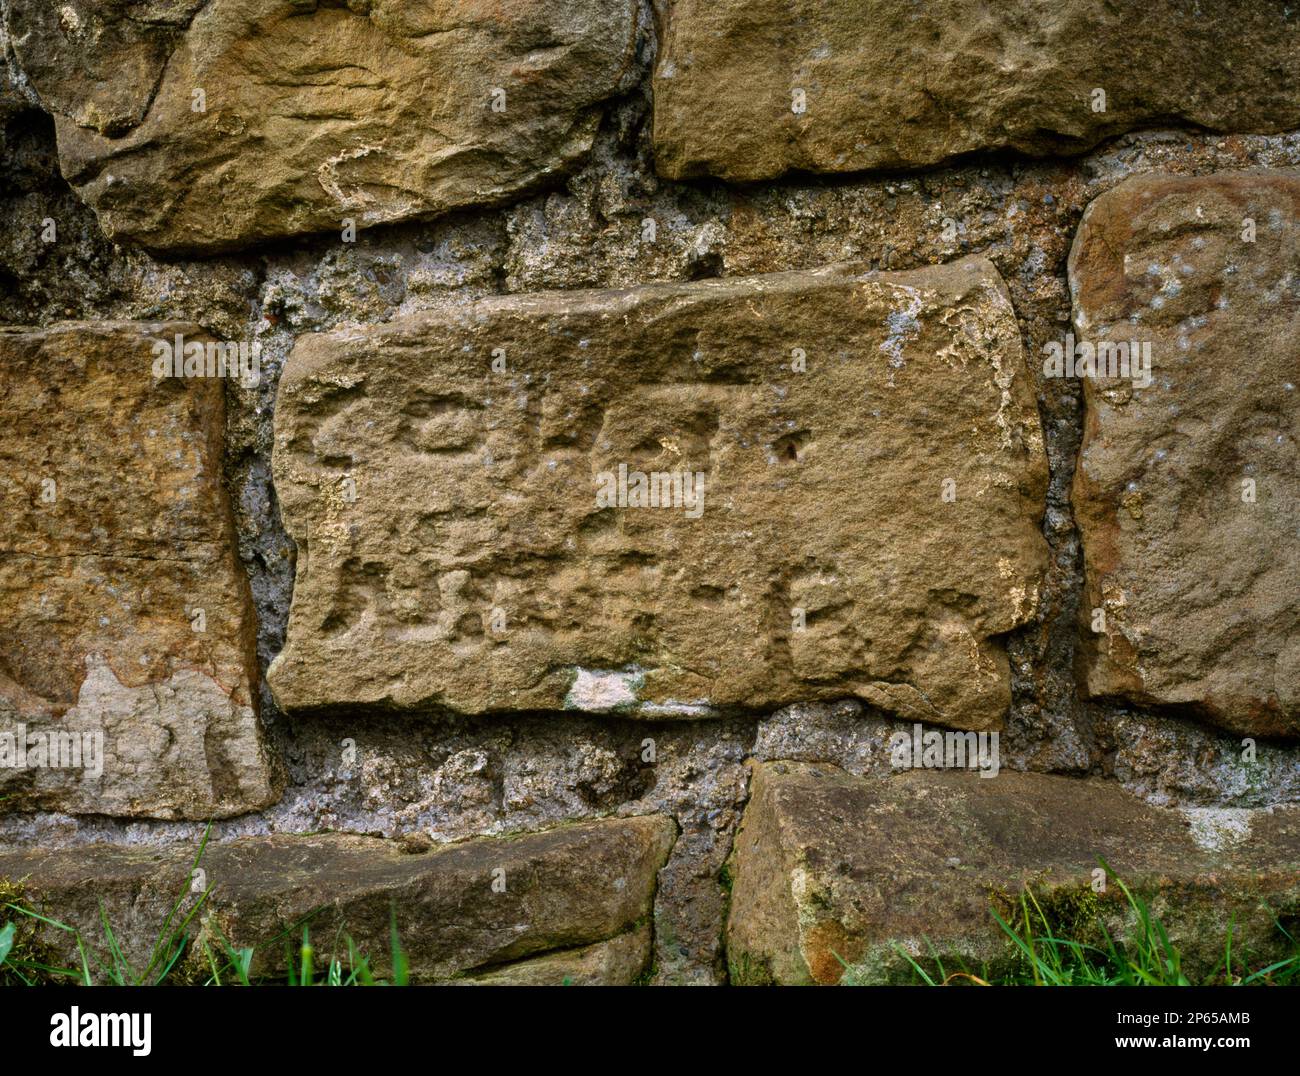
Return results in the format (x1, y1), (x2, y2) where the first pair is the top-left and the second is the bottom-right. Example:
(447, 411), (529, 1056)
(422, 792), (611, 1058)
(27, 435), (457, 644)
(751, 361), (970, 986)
(3, 1), (206, 137)
(727, 761), (1300, 985)
(1069, 172), (1300, 738)
(653, 2), (1300, 182)
(0, 322), (275, 818)
(0, 815), (674, 983)
(459, 925), (651, 986)
(5, 0), (638, 253)
(269, 256), (1048, 729)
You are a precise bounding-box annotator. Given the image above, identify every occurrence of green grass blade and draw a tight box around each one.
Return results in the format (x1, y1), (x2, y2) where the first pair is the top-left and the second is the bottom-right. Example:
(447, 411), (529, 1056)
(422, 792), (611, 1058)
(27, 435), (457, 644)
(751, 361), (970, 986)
(390, 906), (409, 987)
(888, 942), (937, 986)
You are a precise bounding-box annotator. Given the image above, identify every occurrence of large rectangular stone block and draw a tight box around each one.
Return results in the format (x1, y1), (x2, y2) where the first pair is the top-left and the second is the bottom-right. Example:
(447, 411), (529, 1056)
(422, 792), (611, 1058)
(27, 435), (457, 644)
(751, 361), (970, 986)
(1069, 172), (1300, 738)
(727, 762), (1300, 984)
(0, 322), (276, 818)
(653, 1), (1300, 182)
(0, 815), (675, 983)
(6, 0), (638, 252)
(269, 257), (1048, 729)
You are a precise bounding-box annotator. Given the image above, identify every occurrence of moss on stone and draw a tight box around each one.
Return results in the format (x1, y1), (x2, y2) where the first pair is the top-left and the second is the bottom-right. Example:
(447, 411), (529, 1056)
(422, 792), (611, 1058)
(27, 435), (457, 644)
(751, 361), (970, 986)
(0, 877), (60, 985)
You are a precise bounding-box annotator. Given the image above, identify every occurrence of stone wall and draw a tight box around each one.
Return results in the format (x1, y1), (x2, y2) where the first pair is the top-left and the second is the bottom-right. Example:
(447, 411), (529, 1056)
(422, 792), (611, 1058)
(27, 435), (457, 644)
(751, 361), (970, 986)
(1, 1), (1297, 984)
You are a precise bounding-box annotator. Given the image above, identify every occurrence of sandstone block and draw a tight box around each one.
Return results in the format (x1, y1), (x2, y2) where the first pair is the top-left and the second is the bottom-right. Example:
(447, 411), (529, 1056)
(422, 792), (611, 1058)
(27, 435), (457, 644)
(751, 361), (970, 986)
(653, 1), (1300, 182)
(269, 257), (1048, 729)
(0, 815), (675, 983)
(1069, 172), (1300, 738)
(726, 762), (1300, 984)
(0, 322), (275, 818)
(5, 0), (638, 252)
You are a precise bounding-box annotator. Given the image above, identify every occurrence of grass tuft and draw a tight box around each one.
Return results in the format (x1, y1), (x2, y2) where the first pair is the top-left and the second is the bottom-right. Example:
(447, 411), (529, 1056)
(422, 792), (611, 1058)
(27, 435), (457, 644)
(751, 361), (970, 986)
(870, 860), (1300, 986)
(0, 830), (411, 987)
